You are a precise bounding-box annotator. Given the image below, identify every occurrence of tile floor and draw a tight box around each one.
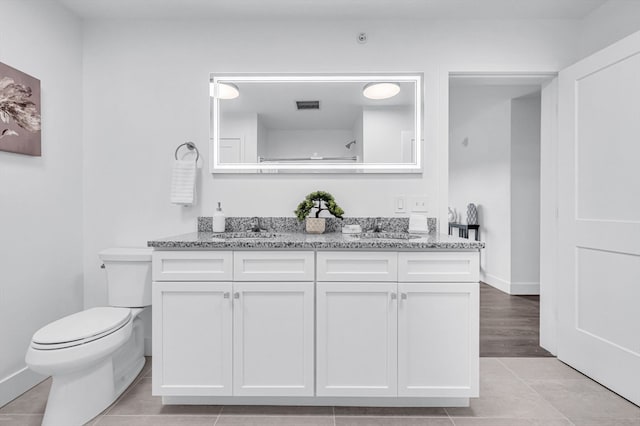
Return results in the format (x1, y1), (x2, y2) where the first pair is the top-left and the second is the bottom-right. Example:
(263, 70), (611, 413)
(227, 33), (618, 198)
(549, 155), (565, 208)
(1, 357), (639, 426)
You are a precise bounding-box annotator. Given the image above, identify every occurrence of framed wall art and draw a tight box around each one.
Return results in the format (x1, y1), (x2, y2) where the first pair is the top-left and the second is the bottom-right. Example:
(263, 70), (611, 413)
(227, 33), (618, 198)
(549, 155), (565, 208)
(0, 62), (41, 156)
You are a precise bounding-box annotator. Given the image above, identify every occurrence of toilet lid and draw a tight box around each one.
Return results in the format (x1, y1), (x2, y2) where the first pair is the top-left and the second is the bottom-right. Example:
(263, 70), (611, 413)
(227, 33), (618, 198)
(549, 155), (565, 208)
(32, 307), (131, 349)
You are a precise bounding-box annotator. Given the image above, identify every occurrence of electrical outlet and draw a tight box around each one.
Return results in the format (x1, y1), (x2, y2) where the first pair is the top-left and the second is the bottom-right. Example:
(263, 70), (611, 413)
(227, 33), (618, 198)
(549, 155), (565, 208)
(410, 196), (428, 212)
(394, 196), (407, 214)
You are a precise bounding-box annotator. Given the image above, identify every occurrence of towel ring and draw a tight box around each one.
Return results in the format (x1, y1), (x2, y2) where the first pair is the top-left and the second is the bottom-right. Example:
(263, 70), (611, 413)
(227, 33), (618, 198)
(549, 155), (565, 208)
(174, 141), (200, 162)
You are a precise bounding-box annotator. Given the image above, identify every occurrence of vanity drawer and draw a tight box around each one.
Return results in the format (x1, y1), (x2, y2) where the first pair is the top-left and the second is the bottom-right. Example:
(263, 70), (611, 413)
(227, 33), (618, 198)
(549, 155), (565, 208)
(233, 251), (314, 281)
(317, 251), (398, 282)
(398, 251), (479, 282)
(153, 251), (233, 281)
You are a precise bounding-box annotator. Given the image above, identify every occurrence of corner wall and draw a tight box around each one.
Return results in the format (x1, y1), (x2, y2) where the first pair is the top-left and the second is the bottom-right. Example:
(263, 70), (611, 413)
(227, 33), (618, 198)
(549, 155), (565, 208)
(580, 0), (640, 58)
(0, 0), (83, 405)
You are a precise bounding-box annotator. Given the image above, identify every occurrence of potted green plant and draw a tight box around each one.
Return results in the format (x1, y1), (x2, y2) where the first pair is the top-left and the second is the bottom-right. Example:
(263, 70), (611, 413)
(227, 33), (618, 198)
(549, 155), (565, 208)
(294, 190), (344, 234)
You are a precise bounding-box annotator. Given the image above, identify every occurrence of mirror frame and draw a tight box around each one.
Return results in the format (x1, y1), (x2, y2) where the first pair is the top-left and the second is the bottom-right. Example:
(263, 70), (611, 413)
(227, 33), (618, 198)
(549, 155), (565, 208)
(210, 73), (423, 174)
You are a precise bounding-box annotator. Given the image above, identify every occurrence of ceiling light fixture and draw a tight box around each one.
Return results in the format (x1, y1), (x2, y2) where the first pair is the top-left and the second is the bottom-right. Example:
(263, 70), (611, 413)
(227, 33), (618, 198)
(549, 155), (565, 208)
(362, 82), (400, 100)
(210, 82), (240, 99)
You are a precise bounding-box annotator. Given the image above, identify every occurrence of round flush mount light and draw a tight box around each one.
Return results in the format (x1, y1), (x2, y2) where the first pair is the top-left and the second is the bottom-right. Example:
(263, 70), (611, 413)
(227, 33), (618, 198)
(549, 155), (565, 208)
(210, 82), (240, 99)
(362, 82), (400, 100)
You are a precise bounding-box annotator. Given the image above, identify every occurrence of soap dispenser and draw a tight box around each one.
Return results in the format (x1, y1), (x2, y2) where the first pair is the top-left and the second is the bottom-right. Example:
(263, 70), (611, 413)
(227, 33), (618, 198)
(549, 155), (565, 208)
(212, 202), (226, 233)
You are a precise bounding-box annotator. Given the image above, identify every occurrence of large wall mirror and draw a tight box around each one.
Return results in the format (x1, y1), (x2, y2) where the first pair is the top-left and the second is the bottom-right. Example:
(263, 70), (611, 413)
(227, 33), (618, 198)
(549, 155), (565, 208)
(209, 73), (423, 173)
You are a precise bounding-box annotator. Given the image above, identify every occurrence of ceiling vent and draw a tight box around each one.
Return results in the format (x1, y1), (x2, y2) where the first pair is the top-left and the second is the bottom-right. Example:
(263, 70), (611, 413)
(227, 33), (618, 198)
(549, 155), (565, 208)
(296, 101), (320, 110)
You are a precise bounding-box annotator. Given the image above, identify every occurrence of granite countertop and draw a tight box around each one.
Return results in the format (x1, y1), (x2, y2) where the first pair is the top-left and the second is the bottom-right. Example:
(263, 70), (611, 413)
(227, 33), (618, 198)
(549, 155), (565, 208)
(147, 231), (485, 250)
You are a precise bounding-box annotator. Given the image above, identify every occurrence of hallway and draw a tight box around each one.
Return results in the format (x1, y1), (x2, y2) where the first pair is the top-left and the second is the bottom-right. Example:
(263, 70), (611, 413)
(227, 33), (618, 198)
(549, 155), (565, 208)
(480, 283), (552, 357)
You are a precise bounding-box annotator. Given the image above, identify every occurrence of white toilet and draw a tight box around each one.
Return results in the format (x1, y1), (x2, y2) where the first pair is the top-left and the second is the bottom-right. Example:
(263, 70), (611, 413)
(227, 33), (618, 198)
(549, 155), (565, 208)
(25, 248), (152, 426)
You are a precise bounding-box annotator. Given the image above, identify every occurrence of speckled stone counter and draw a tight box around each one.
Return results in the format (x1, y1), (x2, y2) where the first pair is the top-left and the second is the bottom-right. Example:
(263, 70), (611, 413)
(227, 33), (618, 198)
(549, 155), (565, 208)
(147, 231), (484, 250)
(197, 216), (437, 234)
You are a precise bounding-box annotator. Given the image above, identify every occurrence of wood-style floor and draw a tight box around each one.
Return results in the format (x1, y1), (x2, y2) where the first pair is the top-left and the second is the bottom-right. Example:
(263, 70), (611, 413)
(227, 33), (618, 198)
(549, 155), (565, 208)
(480, 282), (552, 357)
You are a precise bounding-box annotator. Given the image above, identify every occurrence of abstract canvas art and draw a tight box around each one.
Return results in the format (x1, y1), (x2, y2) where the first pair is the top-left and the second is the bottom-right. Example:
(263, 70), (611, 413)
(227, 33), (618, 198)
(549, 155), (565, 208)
(0, 62), (41, 156)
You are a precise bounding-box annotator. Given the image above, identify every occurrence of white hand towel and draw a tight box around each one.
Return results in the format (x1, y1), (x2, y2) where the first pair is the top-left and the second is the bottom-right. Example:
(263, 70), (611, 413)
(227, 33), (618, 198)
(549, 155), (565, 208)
(170, 160), (196, 205)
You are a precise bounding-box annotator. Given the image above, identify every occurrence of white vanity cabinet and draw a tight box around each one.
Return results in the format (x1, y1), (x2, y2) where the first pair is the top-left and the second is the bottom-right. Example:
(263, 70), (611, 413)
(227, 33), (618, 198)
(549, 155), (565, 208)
(316, 251), (479, 399)
(152, 251), (233, 396)
(397, 282), (478, 397)
(397, 252), (479, 397)
(231, 252), (315, 397)
(152, 250), (314, 398)
(316, 252), (399, 396)
(317, 282), (398, 397)
(152, 247), (479, 405)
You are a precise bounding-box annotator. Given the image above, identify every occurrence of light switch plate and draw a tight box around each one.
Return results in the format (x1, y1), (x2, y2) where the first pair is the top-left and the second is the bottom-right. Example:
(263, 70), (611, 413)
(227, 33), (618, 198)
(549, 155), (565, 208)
(394, 196), (407, 214)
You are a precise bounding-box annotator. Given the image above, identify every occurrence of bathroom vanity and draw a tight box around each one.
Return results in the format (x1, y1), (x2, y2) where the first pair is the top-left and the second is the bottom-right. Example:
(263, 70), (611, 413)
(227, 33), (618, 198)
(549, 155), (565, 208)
(148, 227), (483, 407)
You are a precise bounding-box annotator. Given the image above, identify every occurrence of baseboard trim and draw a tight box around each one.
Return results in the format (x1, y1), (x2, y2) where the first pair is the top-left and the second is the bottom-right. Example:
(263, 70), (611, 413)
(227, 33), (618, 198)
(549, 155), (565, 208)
(510, 281), (540, 295)
(482, 273), (511, 294)
(0, 367), (47, 407)
(482, 274), (540, 295)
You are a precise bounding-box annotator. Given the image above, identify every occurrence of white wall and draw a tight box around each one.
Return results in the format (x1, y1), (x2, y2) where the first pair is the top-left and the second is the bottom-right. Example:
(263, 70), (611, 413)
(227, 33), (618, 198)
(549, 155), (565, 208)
(511, 94), (541, 292)
(580, 0), (640, 58)
(80, 17), (581, 310)
(362, 107), (413, 163)
(266, 129), (354, 160)
(0, 0), (83, 405)
(449, 86), (514, 288)
(449, 85), (540, 294)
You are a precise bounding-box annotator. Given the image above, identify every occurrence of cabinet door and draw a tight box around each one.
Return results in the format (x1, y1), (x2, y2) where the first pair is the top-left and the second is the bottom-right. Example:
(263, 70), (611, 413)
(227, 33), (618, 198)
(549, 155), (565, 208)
(316, 282), (398, 397)
(233, 282), (314, 396)
(152, 281), (232, 396)
(397, 282), (479, 397)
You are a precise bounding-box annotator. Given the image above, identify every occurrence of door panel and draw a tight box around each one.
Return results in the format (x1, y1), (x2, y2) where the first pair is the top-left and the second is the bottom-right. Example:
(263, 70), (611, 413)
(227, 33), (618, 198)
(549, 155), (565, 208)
(398, 282), (478, 397)
(316, 282), (398, 397)
(152, 282), (232, 396)
(233, 282), (314, 396)
(558, 30), (640, 405)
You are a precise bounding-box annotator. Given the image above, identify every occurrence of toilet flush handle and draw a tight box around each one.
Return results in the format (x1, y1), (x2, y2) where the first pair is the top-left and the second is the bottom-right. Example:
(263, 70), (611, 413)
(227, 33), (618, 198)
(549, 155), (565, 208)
(100, 264), (105, 269)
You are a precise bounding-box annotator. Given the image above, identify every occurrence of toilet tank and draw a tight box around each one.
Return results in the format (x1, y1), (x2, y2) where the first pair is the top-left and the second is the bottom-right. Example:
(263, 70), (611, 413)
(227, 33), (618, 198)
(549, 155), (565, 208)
(99, 248), (153, 307)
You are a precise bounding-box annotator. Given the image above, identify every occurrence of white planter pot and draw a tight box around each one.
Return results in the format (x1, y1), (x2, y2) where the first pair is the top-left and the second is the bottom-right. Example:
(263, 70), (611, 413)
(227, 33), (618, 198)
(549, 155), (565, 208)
(305, 218), (326, 234)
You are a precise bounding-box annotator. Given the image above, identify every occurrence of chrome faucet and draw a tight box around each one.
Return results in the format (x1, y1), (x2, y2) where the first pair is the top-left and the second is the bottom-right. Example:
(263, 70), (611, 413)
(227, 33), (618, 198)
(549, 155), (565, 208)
(249, 217), (265, 232)
(371, 218), (383, 233)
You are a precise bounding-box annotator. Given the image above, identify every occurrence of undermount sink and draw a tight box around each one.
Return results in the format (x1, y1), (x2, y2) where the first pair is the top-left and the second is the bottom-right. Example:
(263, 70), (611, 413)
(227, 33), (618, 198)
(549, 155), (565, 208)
(348, 232), (423, 240)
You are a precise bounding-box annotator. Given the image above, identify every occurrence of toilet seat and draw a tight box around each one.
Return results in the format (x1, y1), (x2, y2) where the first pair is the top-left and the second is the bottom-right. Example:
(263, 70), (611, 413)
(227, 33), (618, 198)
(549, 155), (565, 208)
(31, 307), (131, 351)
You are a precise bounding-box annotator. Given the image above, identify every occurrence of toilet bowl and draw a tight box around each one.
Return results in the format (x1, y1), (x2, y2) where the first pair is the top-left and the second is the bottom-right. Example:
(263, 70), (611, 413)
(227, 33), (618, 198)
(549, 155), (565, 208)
(25, 248), (152, 426)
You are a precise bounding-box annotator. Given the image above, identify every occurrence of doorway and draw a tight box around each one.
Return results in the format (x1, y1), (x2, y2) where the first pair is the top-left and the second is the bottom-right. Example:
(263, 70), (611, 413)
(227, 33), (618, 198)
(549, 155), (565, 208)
(448, 74), (552, 357)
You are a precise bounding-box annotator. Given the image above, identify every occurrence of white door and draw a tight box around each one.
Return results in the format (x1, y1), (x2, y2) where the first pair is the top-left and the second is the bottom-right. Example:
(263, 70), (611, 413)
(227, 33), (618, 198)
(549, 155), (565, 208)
(152, 282), (233, 396)
(233, 282), (314, 396)
(219, 137), (244, 163)
(316, 282), (398, 397)
(557, 30), (640, 405)
(397, 282), (478, 397)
